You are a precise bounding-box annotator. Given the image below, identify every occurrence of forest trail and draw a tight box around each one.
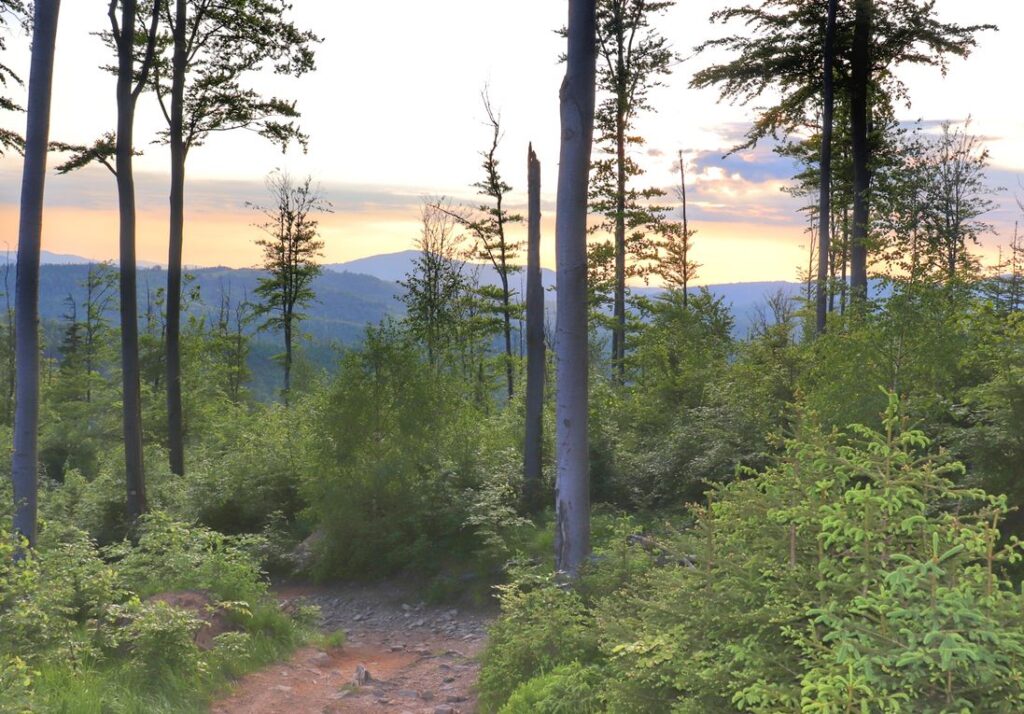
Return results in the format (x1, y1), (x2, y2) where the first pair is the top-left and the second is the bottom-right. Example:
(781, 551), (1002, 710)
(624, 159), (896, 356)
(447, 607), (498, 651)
(211, 583), (493, 714)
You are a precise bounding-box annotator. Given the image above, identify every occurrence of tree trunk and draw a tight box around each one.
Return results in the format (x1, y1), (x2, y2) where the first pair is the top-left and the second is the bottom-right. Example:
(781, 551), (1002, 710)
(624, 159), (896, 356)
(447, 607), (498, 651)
(849, 0), (872, 300)
(815, 0), (837, 335)
(115, 0), (147, 522)
(612, 110), (626, 382)
(523, 144), (544, 514)
(165, 0), (187, 476)
(555, 0), (596, 579)
(500, 270), (514, 399)
(11, 0), (61, 550)
(678, 149), (689, 309)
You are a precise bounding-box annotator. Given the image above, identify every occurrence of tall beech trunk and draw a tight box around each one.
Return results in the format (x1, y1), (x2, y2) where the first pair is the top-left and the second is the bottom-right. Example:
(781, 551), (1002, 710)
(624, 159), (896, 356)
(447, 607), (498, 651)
(523, 144), (545, 513)
(11, 0), (61, 550)
(112, 0), (159, 522)
(815, 0), (838, 334)
(849, 0), (872, 300)
(166, 0), (187, 476)
(555, 0), (596, 578)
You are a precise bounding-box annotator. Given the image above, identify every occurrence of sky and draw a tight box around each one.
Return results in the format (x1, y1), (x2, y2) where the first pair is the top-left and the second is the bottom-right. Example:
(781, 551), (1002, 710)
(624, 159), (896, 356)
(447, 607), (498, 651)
(0, 0), (1021, 284)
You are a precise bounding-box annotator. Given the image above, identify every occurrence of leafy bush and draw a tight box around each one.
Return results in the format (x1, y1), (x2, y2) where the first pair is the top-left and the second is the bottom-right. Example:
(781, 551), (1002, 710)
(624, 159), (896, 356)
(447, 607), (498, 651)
(484, 395), (1024, 712)
(104, 598), (203, 679)
(499, 662), (603, 713)
(302, 325), (488, 577)
(0, 514), (305, 713)
(184, 403), (311, 535)
(478, 574), (600, 712)
(0, 656), (34, 714)
(105, 511), (268, 602)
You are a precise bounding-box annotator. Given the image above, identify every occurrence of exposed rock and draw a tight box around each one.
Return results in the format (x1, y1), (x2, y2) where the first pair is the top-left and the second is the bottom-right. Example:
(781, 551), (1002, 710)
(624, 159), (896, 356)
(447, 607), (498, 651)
(309, 651), (332, 668)
(290, 530), (325, 573)
(146, 590), (237, 651)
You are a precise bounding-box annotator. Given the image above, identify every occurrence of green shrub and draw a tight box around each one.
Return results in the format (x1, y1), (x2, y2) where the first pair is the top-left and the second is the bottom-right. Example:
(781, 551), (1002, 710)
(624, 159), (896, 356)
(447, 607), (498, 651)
(0, 515), (305, 713)
(0, 656), (35, 714)
(485, 395), (1024, 712)
(104, 598), (203, 680)
(499, 662), (603, 713)
(184, 404), (310, 536)
(0, 526), (118, 663)
(302, 326), (487, 577)
(105, 511), (268, 602)
(602, 395), (1024, 711)
(479, 575), (600, 712)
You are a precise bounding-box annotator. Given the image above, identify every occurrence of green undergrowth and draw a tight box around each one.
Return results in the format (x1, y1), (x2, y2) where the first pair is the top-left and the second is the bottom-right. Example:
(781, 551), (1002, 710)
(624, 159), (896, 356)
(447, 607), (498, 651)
(1, 513), (317, 713)
(479, 396), (1024, 713)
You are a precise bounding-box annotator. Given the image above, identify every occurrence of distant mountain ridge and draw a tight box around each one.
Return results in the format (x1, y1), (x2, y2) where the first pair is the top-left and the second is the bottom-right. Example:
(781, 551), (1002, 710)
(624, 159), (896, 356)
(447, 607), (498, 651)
(0, 251), (829, 399)
(326, 250), (558, 295)
(3, 250), (811, 340)
(0, 250), (162, 268)
(326, 250), (807, 335)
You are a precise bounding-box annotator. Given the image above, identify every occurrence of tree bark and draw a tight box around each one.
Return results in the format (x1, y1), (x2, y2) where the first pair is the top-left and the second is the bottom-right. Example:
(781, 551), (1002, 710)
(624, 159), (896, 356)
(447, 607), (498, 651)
(11, 0), (61, 551)
(555, 0), (596, 579)
(815, 0), (838, 334)
(500, 263), (514, 400)
(166, 0), (187, 476)
(113, 0), (154, 522)
(849, 0), (872, 300)
(523, 144), (544, 513)
(678, 149), (690, 308)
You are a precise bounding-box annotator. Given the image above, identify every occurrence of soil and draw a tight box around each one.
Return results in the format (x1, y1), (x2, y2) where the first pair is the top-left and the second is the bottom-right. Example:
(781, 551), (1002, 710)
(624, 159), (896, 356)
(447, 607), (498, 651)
(210, 582), (495, 714)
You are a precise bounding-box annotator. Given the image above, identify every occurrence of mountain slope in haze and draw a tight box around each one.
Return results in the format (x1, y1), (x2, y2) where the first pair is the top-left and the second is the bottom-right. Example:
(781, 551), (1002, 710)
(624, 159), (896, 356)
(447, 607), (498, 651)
(1, 251), (818, 344)
(0, 250), (162, 267)
(327, 250), (558, 295)
(12, 264), (403, 343)
(3, 264), (403, 399)
(6, 255), (821, 392)
(327, 251), (808, 335)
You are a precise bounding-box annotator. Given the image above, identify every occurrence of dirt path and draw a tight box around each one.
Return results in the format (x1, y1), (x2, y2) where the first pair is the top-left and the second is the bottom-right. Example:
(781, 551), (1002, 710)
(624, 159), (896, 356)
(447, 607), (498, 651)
(211, 583), (493, 714)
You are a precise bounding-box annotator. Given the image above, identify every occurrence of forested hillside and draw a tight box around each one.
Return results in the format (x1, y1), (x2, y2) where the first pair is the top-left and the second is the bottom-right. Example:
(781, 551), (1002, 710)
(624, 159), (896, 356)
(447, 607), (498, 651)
(7, 262), (403, 397)
(2, 0), (1022, 712)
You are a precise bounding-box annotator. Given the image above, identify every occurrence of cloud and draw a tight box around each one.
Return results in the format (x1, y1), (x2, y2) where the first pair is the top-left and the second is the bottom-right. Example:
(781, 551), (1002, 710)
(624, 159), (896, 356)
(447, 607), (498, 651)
(0, 159), (431, 216)
(648, 138), (805, 226)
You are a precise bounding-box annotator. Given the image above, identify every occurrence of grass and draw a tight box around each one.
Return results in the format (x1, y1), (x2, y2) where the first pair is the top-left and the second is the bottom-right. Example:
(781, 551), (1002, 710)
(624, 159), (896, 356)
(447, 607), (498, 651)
(312, 628), (346, 650)
(16, 602), (310, 714)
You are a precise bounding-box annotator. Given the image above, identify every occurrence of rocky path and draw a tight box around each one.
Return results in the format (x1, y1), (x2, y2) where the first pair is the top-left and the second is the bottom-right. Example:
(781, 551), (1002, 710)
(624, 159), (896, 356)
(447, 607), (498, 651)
(211, 583), (493, 714)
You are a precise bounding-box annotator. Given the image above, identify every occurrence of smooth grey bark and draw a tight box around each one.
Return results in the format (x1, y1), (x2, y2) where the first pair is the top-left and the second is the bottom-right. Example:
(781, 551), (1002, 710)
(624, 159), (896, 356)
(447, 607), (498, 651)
(554, 0), (596, 578)
(166, 0), (186, 476)
(815, 0), (838, 334)
(11, 0), (61, 550)
(523, 144), (544, 513)
(111, 0), (159, 522)
(849, 0), (872, 300)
